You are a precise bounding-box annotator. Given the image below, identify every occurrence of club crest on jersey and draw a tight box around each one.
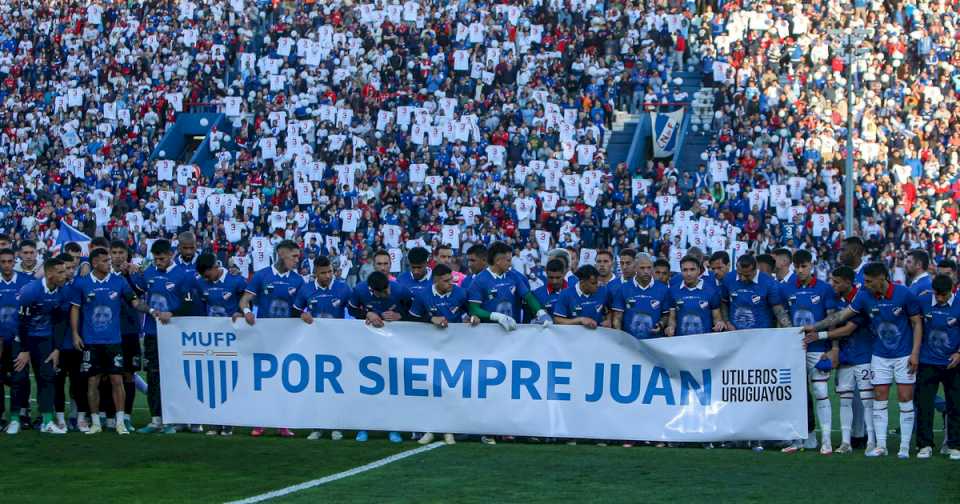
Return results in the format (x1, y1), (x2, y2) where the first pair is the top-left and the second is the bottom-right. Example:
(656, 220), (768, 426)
(223, 292), (232, 300)
(288, 287), (297, 296)
(165, 282), (176, 291)
(109, 292), (119, 300)
(331, 299), (341, 308)
(811, 295), (821, 304)
(892, 307), (903, 316)
(650, 300), (660, 310)
(699, 301), (710, 309)
(751, 295), (762, 304)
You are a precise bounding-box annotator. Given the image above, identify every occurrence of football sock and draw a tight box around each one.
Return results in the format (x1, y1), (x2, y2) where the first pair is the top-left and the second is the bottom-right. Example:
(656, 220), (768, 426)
(899, 401), (914, 452)
(873, 402), (888, 450)
(839, 392), (854, 445)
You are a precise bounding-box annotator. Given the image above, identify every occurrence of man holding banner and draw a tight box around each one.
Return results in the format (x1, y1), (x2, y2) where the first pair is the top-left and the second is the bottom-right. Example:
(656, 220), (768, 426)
(294, 256), (352, 441)
(239, 240), (304, 438)
(668, 255), (724, 337)
(133, 240), (197, 435)
(720, 254), (792, 451)
(347, 271), (407, 443)
(533, 259), (568, 316)
(612, 253), (672, 339)
(410, 264), (478, 446)
(467, 242), (552, 331)
(779, 250), (838, 455)
(554, 266), (608, 330)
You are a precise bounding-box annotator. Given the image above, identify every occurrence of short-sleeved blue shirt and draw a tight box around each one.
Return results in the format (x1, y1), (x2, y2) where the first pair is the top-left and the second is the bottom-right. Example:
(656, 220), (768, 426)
(293, 279), (352, 319)
(245, 266), (305, 319)
(613, 278), (672, 339)
(850, 283), (922, 359)
(670, 279), (722, 336)
(720, 271), (785, 330)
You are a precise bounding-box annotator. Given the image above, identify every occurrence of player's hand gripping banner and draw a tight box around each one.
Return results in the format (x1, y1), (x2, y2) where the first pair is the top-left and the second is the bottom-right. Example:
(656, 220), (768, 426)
(160, 318), (807, 441)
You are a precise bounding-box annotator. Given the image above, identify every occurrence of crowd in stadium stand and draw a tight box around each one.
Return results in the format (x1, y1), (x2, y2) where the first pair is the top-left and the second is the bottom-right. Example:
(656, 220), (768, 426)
(0, 0), (953, 283)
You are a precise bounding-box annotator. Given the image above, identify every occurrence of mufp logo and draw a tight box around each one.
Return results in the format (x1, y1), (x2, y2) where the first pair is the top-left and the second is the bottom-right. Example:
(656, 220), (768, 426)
(181, 331), (238, 409)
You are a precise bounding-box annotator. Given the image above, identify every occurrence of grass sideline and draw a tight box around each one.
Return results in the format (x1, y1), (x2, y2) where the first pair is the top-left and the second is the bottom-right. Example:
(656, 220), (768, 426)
(1, 387), (955, 503)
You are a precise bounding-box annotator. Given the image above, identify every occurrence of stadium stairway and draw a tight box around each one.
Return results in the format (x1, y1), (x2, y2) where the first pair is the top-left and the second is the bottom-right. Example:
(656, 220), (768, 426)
(605, 111), (641, 171)
(151, 113), (236, 178)
(672, 69), (713, 173)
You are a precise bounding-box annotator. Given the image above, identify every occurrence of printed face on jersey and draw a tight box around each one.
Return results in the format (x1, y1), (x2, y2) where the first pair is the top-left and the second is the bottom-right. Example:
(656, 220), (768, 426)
(91, 305), (112, 331)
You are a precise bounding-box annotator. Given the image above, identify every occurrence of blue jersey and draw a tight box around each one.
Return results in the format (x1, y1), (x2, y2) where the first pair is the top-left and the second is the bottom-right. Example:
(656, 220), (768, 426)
(70, 273), (136, 345)
(175, 254), (203, 315)
(720, 271), (785, 330)
(554, 284), (607, 324)
(604, 275), (633, 309)
(780, 277), (837, 352)
(670, 279), (722, 336)
(532, 283), (565, 315)
(17, 278), (67, 341)
(349, 280), (409, 316)
(613, 278), (672, 339)
(467, 268), (531, 321)
(919, 293), (960, 366)
(410, 285), (471, 323)
(197, 271), (248, 317)
(131, 264), (197, 336)
(396, 270), (433, 300)
(0, 273), (32, 341)
(834, 287), (874, 366)
(245, 267), (305, 319)
(293, 280), (352, 319)
(112, 270), (142, 336)
(460, 273), (477, 293)
(909, 273), (933, 298)
(850, 283), (922, 359)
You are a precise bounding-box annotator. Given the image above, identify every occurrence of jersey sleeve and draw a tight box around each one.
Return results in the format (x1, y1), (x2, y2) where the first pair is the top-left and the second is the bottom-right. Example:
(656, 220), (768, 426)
(409, 292), (427, 320)
(553, 291), (571, 318)
(719, 275), (731, 303)
(660, 288), (673, 314)
(245, 271), (262, 297)
(233, 276), (248, 298)
(904, 289), (923, 317)
(514, 274), (530, 297)
(766, 279), (785, 306)
(292, 286), (308, 312)
(821, 284), (837, 312)
(849, 289), (867, 313)
(708, 286), (722, 310)
(68, 281), (83, 307)
(611, 285), (625, 312)
(129, 271), (147, 294)
(120, 277), (136, 302)
(467, 275), (484, 304)
(348, 284), (364, 310)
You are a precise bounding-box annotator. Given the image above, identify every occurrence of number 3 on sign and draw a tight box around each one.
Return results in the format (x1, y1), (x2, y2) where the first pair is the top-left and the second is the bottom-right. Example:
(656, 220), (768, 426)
(388, 248), (402, 273)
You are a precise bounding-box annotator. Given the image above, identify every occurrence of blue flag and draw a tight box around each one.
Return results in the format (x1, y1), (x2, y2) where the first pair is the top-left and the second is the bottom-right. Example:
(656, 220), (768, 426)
(56, 221), (91, 253)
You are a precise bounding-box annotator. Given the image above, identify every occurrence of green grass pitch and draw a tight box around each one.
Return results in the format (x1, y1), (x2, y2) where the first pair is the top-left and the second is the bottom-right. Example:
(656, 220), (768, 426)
(1, 386), (956, 503)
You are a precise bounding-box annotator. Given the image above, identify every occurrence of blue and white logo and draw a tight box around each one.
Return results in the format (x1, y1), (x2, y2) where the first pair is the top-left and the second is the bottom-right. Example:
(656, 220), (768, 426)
(181, 331), (239, 409)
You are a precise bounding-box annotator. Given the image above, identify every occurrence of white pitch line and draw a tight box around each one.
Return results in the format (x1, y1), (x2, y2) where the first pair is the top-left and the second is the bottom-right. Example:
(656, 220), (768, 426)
(224, 441), (446, 504)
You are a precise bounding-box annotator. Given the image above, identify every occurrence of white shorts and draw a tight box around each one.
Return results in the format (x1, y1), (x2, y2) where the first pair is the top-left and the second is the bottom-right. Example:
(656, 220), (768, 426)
(806, 352), (831, 382)
(870, 355), (915, 386)
(836, 363), (873, 394)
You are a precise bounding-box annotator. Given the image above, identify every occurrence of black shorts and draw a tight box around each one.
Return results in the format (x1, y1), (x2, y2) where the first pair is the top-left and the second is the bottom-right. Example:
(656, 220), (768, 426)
(122, 334), (142, 372)
(81, 344), (124, 376)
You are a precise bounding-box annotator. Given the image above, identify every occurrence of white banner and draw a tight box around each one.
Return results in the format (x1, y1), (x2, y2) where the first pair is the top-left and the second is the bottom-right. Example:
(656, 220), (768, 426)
(160, 319), (807, 441)
(650, 108), (685, 159)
